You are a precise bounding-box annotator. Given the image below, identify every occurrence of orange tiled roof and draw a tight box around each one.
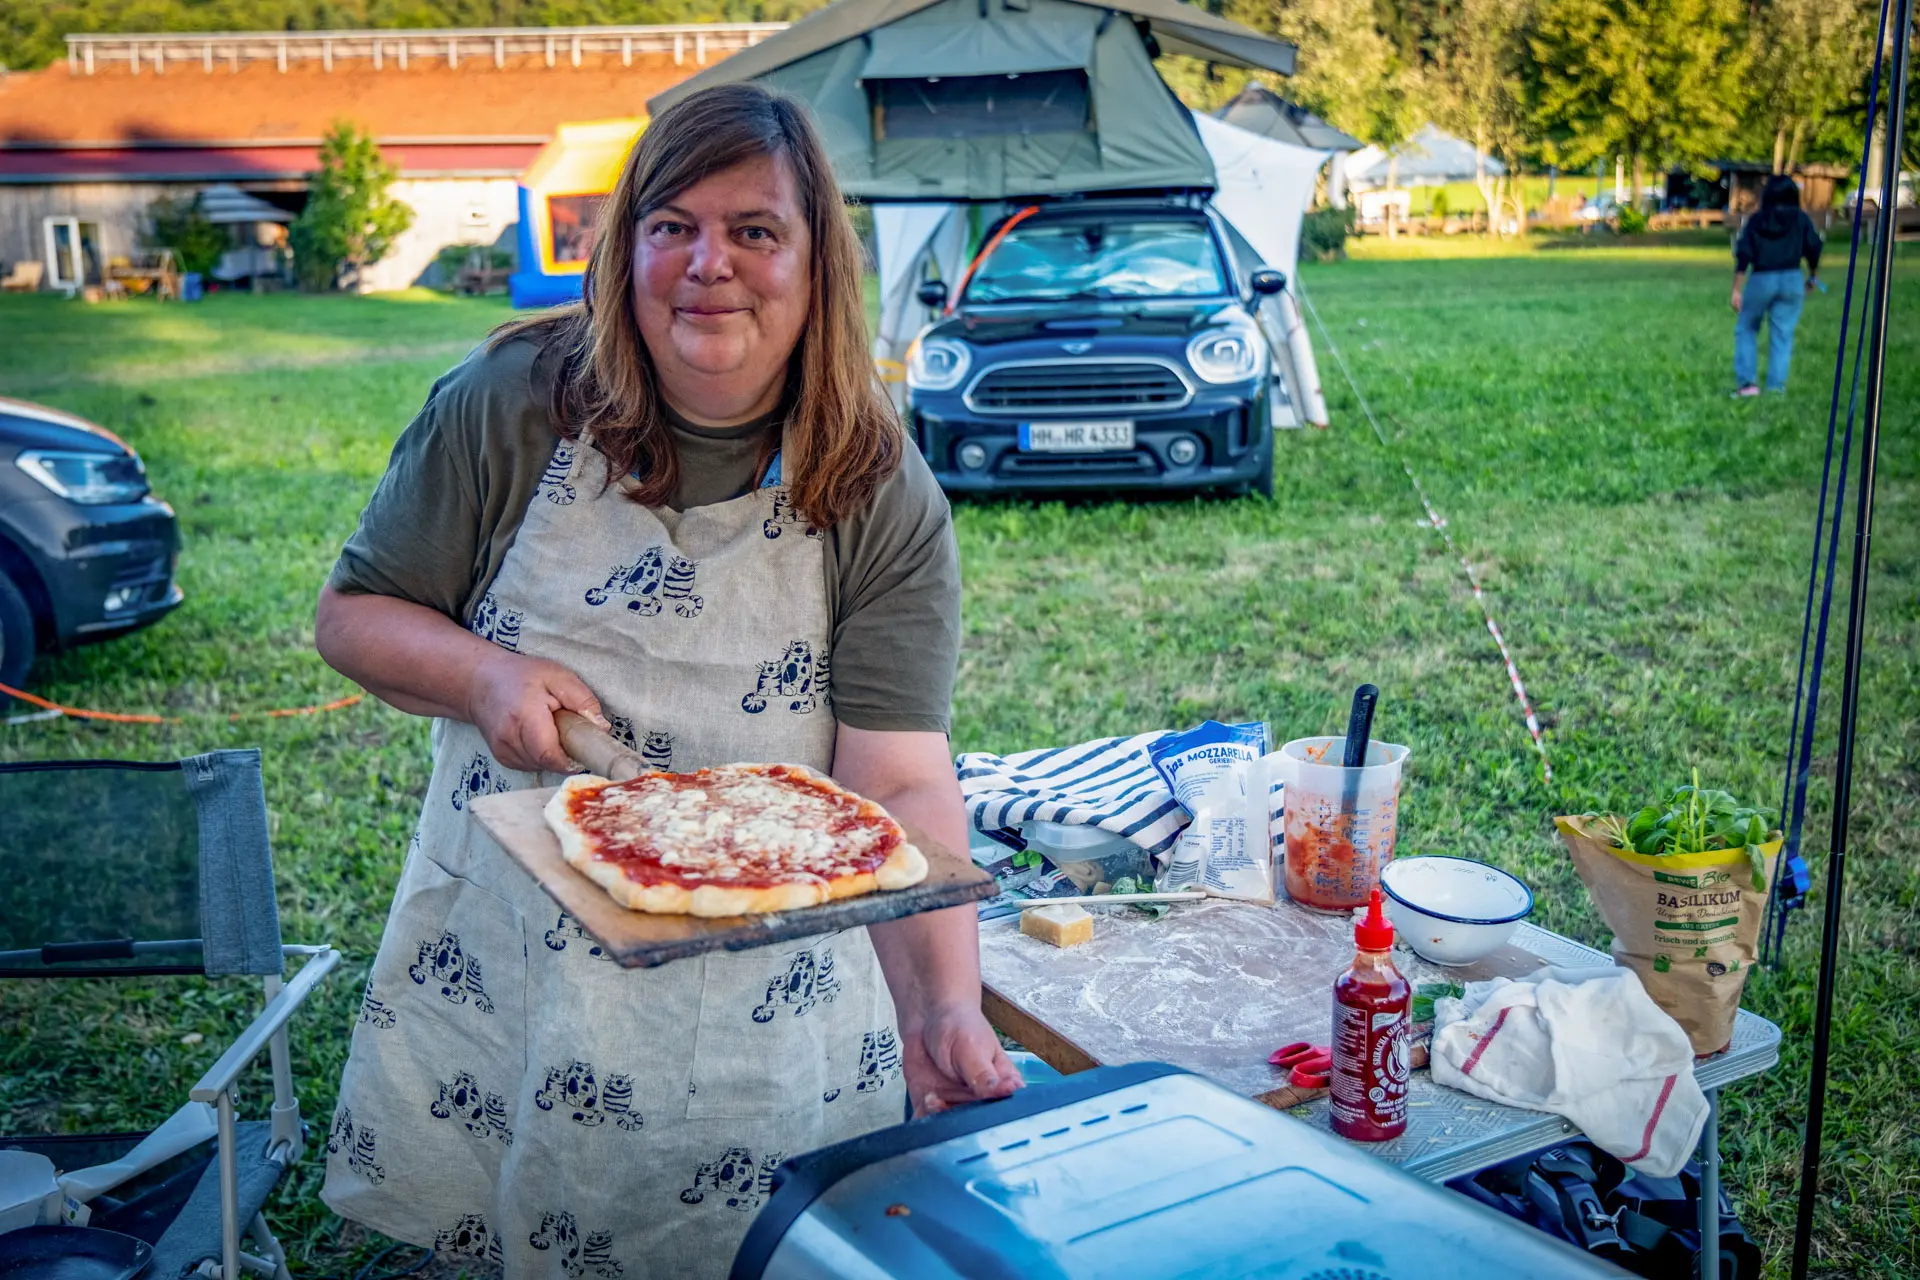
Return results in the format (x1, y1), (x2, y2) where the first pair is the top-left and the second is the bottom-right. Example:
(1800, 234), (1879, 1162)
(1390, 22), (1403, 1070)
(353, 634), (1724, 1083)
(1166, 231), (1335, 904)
(0, 54), (696, 147)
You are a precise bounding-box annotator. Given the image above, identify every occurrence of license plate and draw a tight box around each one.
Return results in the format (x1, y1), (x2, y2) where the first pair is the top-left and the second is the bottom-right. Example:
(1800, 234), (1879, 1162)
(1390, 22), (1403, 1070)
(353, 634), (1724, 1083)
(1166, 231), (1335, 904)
(1018, 420), (1135, 452)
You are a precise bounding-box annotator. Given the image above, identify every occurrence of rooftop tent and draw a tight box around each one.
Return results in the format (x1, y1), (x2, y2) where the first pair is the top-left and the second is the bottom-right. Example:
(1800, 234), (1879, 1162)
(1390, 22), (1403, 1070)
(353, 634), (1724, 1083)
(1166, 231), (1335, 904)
(1347, 123), (1505, 188)
(648, 0), (1297, 202)
(510, 116), (646, 309)
(1215, 84), (1363, 153)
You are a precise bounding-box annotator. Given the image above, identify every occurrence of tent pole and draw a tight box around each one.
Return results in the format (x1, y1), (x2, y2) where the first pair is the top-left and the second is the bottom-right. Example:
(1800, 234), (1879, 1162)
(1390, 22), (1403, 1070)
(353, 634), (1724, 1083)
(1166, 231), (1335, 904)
(1788, 2), (1912, 1274)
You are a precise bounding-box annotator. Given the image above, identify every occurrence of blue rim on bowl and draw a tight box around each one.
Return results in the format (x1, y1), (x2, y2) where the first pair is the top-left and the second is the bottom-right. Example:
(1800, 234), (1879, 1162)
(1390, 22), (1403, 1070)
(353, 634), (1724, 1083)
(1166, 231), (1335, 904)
(1380, 856), (1534, 926)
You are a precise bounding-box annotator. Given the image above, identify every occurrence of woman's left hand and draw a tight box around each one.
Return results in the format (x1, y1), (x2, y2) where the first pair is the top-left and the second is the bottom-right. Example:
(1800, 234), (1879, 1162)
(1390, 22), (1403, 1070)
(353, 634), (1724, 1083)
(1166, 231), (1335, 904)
(900, 1002), (1022, 1117)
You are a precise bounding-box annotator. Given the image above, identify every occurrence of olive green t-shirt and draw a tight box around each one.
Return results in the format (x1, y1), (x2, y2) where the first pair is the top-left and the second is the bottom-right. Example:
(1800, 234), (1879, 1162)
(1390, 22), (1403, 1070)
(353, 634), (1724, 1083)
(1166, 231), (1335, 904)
(327, 335), (960, 733)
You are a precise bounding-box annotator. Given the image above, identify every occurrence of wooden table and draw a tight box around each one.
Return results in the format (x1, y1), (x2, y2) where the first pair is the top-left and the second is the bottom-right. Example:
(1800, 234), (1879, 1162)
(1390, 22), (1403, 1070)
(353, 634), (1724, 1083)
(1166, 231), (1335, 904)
(977, 892), (1783, 1186)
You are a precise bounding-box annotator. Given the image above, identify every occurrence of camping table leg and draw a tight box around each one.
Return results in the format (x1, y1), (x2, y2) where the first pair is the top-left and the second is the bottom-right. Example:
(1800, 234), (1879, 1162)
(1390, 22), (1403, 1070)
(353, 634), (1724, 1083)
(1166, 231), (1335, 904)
(1699, 1088), (1720, 1279)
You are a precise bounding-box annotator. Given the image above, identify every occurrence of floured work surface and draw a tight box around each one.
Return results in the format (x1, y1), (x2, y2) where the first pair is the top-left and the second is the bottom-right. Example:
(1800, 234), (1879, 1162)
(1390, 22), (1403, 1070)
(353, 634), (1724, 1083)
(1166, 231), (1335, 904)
(979, 897), (1541, 1096)
(473, 786), (995, 968)
(979, 896), (1561, 1173)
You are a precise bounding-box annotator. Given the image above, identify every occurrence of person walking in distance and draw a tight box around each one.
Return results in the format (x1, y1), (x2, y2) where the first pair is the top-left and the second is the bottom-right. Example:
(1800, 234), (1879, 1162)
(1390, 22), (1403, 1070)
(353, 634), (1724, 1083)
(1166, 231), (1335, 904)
(1731, 174), (1823, 396)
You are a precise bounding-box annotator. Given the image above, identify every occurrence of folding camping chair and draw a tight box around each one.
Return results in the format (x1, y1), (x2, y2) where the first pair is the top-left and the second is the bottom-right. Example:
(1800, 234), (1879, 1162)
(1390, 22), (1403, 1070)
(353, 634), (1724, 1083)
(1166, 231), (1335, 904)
(0, 750), (339, 1280)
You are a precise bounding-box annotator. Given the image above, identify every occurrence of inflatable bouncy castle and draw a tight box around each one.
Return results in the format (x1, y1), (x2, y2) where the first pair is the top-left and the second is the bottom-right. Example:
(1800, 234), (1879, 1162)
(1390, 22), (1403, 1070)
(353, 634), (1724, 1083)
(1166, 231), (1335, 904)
(510, 117), (646, 309)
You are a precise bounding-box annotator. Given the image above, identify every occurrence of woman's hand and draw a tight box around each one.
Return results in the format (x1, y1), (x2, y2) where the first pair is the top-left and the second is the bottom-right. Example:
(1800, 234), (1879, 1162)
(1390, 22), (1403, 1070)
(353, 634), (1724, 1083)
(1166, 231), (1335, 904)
(315, 588), (607, 772)
(1730, 287), (1743, 313)
(900, 1001), (1022, 1117)
(466, 649), (609, 773)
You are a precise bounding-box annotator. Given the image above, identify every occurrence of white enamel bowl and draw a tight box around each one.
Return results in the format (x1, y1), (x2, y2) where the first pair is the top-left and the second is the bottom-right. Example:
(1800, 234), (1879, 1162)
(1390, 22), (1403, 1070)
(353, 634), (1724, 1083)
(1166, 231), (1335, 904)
(1379, 856), (1534, 966)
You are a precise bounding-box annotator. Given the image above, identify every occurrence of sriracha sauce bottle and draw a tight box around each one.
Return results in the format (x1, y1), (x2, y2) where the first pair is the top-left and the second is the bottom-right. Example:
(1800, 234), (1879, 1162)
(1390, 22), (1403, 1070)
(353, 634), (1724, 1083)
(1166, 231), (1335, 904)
(1329, 888), (1411, 1142)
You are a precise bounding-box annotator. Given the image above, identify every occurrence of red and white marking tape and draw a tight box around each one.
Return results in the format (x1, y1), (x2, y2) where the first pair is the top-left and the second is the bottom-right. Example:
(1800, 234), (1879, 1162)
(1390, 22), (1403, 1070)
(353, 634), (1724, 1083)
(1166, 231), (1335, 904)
(1296, 286), (1554, 785)
(1397, 461), (1553, 783)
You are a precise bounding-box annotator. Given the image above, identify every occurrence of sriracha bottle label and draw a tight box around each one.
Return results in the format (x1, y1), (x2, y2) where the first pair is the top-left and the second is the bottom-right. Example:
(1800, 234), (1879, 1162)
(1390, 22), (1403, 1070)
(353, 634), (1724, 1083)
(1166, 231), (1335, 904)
(1330, 994), (1410, 1140)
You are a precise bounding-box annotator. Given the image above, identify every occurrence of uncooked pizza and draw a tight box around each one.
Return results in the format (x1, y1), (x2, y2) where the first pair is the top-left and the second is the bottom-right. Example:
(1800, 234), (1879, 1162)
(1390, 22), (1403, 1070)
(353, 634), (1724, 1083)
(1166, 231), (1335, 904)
(543, 763), (930, 917)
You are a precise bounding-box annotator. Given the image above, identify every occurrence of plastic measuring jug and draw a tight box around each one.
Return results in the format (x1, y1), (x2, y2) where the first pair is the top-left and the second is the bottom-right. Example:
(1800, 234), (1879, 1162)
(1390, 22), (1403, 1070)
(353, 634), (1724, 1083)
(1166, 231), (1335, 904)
(1278, 735), (1411, 912)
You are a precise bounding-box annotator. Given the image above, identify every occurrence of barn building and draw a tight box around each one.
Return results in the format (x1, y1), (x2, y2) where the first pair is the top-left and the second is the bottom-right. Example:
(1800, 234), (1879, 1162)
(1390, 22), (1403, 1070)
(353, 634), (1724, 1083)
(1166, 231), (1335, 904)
(0, 25), (779, 293)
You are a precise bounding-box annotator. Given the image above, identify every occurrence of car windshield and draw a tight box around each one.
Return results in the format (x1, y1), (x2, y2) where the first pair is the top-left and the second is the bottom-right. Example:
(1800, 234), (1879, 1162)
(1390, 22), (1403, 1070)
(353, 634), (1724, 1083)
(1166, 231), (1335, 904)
(964, 217), (1229, 303)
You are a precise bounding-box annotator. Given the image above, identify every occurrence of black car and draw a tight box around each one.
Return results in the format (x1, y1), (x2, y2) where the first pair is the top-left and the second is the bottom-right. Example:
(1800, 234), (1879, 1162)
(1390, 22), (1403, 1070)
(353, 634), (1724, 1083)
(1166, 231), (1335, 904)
(0, 397), (181, 697)
(906, 198), (1287, 498)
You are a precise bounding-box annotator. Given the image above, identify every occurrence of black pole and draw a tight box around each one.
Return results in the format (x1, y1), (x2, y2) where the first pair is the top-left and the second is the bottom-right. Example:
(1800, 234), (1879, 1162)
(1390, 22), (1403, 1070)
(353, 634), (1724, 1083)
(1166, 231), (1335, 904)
(1789, 5), (1913, 1275)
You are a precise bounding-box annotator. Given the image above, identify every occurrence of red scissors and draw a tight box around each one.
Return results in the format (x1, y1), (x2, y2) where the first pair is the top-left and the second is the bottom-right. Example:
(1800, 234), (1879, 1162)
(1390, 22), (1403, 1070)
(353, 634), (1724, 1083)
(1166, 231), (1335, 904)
(1268, 1041), (1332, 1089)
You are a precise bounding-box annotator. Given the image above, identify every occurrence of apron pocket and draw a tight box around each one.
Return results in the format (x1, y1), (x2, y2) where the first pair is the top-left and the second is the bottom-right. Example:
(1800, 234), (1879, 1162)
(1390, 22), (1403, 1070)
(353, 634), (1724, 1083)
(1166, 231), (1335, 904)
(684, 935), (854, 1119)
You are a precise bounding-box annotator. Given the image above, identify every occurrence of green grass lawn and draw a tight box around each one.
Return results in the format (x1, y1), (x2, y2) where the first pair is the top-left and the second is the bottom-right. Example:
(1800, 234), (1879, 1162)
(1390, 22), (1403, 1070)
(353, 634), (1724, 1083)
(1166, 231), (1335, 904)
(3, 244), (1917, 1277)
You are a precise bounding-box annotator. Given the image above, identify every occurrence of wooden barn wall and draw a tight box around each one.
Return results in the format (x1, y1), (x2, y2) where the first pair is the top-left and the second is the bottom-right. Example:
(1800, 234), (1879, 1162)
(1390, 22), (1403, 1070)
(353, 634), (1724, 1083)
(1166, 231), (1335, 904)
(0, 181), (208, 274)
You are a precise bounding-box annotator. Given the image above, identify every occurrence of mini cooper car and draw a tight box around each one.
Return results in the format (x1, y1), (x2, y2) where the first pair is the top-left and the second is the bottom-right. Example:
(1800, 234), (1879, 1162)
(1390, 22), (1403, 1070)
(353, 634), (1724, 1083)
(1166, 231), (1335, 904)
(905, 198), (1286, 498)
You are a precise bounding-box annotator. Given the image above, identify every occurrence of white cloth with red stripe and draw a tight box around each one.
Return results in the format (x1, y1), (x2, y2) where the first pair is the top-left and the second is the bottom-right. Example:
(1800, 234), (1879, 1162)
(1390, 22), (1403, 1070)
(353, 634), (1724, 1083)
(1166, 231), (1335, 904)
(1431, 965), (1708, 1177)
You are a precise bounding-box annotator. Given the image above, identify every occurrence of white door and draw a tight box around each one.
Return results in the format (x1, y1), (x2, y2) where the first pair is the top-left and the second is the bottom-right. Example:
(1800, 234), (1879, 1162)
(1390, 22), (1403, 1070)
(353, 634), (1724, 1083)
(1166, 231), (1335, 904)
(43, 217), (84, 291)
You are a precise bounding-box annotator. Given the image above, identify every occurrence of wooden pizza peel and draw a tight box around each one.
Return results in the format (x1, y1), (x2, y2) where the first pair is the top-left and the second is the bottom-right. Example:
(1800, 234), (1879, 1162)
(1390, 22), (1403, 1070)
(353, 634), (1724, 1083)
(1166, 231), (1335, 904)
(468, 712), (996, 968)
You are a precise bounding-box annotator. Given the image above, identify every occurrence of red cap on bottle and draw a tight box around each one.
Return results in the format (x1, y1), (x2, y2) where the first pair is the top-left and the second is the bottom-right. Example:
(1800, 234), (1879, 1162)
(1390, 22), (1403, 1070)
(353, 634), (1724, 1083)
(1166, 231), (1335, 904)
(1354, 887), (1395, 951)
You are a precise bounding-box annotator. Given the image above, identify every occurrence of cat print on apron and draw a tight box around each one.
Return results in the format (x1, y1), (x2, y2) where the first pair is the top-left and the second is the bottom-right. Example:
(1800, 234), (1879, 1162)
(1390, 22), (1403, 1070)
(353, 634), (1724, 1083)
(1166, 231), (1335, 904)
(323, 433), (905, 1279)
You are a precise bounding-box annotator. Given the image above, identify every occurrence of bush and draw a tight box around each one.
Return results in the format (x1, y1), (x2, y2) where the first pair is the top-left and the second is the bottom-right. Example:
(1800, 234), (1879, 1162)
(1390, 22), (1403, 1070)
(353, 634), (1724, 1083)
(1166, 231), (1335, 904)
(289, 122), (414, 291)
(1614, 204), (1650, 234)
(146, 194), (226, 277)
(1431, 189), (1451, 220)
(429, 244), (514, 291)
(1303, 205), (1358, 261)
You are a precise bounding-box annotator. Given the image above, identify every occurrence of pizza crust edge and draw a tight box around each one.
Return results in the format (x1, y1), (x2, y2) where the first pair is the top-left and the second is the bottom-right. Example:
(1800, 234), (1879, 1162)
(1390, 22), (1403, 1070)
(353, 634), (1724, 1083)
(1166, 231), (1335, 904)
(542, 768), (928, 917)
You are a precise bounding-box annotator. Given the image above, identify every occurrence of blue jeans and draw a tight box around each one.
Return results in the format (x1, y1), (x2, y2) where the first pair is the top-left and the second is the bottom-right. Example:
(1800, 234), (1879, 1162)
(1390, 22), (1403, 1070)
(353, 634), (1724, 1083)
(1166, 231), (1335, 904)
(1735, 269), (1805, 390)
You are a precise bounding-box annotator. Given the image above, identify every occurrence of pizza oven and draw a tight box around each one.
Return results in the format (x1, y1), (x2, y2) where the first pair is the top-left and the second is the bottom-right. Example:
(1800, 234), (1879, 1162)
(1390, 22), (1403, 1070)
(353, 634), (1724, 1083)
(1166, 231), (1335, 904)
(728, 1063), (1631, 1280)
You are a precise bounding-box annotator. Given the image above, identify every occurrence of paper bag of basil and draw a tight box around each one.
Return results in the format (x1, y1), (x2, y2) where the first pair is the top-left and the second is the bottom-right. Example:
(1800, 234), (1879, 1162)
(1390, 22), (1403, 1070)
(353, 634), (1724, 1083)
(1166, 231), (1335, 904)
(1556, 779), (1781, 1055)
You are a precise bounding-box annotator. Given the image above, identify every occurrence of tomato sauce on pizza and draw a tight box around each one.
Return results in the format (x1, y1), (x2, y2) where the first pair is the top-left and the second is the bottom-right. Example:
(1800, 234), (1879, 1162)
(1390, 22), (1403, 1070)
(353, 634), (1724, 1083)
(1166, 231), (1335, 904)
(563, 764), (903, 890)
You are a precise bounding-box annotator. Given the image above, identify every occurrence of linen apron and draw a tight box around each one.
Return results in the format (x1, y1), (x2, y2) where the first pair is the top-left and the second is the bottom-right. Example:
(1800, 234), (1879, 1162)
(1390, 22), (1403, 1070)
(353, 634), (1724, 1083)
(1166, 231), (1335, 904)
(322, 435), (906, 1279)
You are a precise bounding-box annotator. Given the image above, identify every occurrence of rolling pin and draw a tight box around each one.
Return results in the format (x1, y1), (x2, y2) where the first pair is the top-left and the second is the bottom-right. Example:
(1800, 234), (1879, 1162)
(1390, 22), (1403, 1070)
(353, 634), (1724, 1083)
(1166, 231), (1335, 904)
(554, 710), (651, 781)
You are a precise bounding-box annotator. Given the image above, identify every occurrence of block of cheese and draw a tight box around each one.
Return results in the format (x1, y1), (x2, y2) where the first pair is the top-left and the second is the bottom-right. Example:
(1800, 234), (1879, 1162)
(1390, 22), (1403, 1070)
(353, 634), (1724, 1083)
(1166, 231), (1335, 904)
(1020, 904), (1094, 948)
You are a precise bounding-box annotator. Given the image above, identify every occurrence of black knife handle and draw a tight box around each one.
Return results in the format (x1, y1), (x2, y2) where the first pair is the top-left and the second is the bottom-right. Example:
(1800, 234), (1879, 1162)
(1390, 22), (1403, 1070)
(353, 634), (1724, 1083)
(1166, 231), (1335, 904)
(1342, 685), (1380, 768)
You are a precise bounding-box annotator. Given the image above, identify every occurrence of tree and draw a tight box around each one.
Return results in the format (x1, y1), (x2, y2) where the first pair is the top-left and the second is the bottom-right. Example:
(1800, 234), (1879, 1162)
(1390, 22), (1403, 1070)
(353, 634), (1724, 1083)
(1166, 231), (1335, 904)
(288, 121), (413, 291)
(145, 193), (228, 276)
(1524, 0), (1748, 204)
(1746, 0), (1875, 173)
(1426, 0), (1532, 234)
(1216, 0), (1422, 150)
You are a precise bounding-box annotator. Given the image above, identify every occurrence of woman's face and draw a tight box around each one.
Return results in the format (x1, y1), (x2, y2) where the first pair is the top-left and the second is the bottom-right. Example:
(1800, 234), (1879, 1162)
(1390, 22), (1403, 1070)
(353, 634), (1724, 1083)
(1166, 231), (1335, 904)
(632, 152), (811, 425)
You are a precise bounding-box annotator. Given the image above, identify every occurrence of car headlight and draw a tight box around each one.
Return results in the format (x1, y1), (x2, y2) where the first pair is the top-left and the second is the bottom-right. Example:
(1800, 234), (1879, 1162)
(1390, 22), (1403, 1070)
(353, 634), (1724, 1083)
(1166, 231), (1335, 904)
(16, 449), (149, 504)
(907, 338), (972, 393)
(1186, 323), (1265, 384)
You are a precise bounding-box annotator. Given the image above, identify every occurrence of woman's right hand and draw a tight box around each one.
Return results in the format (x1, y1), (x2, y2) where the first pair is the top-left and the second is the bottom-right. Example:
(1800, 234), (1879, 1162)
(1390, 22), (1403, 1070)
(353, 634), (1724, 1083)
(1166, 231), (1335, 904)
(466, 650), (610, 773)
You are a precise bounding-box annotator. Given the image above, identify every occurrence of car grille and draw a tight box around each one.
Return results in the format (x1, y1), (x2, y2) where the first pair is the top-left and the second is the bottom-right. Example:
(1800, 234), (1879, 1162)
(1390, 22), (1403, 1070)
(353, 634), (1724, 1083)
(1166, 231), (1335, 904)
(995, 451), (1160, 478)
(108, 556), (174, 608)
(966, 361), (1189, 415)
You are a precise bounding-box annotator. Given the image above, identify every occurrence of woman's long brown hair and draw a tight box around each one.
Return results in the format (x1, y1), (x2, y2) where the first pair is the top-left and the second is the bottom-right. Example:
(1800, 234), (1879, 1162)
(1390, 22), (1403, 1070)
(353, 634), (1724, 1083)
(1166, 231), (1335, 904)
(492, 83), (899, 528)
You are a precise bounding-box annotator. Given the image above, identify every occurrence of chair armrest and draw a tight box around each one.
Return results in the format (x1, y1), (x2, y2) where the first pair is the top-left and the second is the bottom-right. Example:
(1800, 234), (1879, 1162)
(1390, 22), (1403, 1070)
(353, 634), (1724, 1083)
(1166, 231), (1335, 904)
(189, 947), (340, 1103)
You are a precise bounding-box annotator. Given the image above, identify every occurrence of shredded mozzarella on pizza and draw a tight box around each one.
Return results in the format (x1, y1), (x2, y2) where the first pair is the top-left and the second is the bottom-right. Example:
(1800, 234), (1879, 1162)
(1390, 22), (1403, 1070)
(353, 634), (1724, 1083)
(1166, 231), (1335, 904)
(568, 766), (900, 887)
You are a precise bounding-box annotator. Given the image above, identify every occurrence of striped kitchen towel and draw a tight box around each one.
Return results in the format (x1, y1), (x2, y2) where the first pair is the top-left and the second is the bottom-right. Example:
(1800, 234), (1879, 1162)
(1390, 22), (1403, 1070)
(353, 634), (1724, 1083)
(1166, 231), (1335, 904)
(955, 731), (1189, 857)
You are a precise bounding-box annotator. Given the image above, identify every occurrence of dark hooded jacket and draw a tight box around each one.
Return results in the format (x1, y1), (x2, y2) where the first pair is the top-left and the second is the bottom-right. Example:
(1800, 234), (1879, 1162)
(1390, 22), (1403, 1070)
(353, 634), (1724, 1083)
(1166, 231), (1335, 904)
(1736, 204), (1823, 275)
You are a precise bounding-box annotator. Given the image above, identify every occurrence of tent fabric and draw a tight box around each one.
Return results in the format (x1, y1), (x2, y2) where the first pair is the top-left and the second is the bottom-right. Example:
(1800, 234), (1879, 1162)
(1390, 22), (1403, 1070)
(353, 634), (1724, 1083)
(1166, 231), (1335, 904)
(1215, 84), (1363, 153)
(870, 202), (972, 405)
(1192, 111), (1327, 287)
(861, 16), (1096, 78)
(715, 0), (1218, 201)
(1348, 123), (1506, 187)
(651, 0), (1294, 116)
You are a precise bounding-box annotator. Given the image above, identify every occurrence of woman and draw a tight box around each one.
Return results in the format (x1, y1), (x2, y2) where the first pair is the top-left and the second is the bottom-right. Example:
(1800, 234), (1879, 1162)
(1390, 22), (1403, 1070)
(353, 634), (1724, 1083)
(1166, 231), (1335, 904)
(315, 84), (1018, 1277)
(1730, 174), (1823, 396)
